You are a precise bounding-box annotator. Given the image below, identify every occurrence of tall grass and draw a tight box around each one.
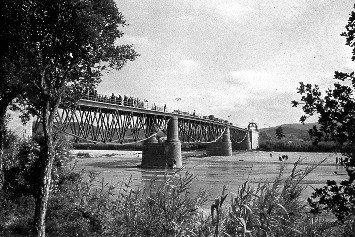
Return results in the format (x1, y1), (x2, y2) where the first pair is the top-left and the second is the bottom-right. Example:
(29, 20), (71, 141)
(208, 158), (353, 237)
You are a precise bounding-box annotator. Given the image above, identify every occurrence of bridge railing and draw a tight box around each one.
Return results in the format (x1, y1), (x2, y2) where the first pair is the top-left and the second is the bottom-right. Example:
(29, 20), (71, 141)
(81, 93), (234, 126)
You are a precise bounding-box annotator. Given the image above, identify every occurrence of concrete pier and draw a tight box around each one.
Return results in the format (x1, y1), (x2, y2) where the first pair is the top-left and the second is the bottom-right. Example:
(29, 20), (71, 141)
(141, 117), (182, 168)
(206, 127), (232, 156)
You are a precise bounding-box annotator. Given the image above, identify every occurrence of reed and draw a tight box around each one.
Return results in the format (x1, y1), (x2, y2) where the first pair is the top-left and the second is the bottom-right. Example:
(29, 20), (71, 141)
(208, 158), (352, 237)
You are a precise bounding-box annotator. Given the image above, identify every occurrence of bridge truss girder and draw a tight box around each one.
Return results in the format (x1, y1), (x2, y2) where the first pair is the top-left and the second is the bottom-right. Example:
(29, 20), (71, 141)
(50, 107), (169, 144)
(178, 118), (226, 143)
(230, 128), (248, 143)
(34, 102), (249, 145)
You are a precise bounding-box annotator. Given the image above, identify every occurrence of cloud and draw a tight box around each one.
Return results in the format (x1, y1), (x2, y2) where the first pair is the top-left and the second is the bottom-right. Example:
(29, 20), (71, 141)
(227, 70), (295, 94)
(177, 60), (200, 75)
(342, 61), (355, 72)
(214, 2), (255, 22)
(257, 0), (310, 21)
(185, 0), (255, 22)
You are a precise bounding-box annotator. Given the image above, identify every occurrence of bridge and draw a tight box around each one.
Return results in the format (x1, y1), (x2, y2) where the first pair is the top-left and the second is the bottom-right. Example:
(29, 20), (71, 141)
(46, 94), (259, 168)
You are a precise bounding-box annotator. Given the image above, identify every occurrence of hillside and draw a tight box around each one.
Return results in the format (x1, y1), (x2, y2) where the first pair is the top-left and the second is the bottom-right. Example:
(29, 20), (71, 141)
(259, 123), (318, 141)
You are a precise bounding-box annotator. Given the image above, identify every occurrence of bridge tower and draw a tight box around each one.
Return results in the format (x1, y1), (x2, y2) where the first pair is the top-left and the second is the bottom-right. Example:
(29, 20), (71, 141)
(141, 116), (182, 168)
(206, 127), (233, 156)
(248, 122), (259, 149)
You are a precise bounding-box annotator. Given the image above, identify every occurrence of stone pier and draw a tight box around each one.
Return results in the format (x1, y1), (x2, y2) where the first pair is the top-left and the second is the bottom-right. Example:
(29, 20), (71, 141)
(141, 116), (182, 168)
(206, 127), (233, 156)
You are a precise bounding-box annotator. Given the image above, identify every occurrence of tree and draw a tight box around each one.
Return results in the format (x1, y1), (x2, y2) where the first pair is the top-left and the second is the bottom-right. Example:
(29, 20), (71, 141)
(292, 5), (355, 221)
(1, 0), (138, 236)
(275, 126), (285, 140)
(0, 0), (30, 189)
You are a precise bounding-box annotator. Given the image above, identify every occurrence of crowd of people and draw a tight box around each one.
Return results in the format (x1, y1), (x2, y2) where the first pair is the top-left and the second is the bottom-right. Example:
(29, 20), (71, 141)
(82, 90), (165, 111)
(81, 90), (232, 125)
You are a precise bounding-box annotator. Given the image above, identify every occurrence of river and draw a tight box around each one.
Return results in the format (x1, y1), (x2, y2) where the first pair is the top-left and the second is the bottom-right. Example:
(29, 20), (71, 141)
(69, 150), (347, 202)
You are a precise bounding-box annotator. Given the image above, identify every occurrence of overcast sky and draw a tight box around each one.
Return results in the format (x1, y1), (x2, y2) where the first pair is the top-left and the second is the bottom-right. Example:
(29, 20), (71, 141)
(98, 0), (355, 128)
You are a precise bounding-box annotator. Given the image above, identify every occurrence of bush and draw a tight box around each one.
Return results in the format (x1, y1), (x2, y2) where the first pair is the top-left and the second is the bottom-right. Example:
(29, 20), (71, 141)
(1, 134), (72, 199)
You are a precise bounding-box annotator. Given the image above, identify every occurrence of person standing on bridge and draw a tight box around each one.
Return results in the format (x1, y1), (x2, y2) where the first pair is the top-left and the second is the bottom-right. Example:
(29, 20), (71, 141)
(110, 93), (115, 103)
(118, 95), (122, 105)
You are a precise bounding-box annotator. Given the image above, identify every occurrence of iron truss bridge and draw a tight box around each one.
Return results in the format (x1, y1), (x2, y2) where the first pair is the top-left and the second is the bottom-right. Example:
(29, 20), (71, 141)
(41, 99), (249, 144)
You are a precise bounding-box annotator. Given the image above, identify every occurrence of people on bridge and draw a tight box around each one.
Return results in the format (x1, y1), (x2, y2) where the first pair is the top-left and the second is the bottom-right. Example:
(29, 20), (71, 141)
(82, 91), (235, 126)
(117, 95), (122, 105)
(110, 93), (115, 103)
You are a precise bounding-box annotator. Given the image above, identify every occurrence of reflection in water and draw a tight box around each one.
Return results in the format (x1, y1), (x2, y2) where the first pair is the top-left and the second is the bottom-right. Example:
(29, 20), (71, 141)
(72, 150), (346, 202)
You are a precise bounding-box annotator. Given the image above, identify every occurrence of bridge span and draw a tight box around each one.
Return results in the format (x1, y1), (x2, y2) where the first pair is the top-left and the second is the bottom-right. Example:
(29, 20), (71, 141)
(48, 96), (259, 168)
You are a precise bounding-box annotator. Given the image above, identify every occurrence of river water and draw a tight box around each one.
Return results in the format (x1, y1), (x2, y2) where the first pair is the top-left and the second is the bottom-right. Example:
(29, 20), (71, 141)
(70, 150), (347, 202)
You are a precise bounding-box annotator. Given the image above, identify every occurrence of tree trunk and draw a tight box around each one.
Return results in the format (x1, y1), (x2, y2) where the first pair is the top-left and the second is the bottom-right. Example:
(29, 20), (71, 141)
(32, 104), (55, 237)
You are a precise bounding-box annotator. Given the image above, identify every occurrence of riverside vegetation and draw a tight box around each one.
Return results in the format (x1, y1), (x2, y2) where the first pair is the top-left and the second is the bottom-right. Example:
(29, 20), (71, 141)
(258, 125), (338, 153)
(1, 132), (355, 237)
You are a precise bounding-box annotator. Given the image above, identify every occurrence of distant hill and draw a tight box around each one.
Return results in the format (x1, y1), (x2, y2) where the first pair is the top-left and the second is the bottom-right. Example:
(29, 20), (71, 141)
(259, 123), (318, 141)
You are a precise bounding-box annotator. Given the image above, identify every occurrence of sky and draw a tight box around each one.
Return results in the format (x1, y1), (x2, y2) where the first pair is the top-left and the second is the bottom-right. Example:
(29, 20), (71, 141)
(97, 0), (355, 128)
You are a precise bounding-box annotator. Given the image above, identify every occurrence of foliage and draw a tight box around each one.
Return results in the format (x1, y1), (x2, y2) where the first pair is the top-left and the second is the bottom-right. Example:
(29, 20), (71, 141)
(308, 179), (355, 222)
(1, 134), (73, 199)
(0, 0), (138, 235)
(0, 0), (28, 112)
(15, 0), (139, 116)
(275, 126), (285, 140)
(292, 4), (355, 222)
(259, 139), (337, 152)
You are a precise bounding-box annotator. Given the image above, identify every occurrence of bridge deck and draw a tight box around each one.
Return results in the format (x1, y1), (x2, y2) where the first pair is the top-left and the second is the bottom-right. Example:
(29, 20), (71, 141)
(78, 99), (247, 131)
